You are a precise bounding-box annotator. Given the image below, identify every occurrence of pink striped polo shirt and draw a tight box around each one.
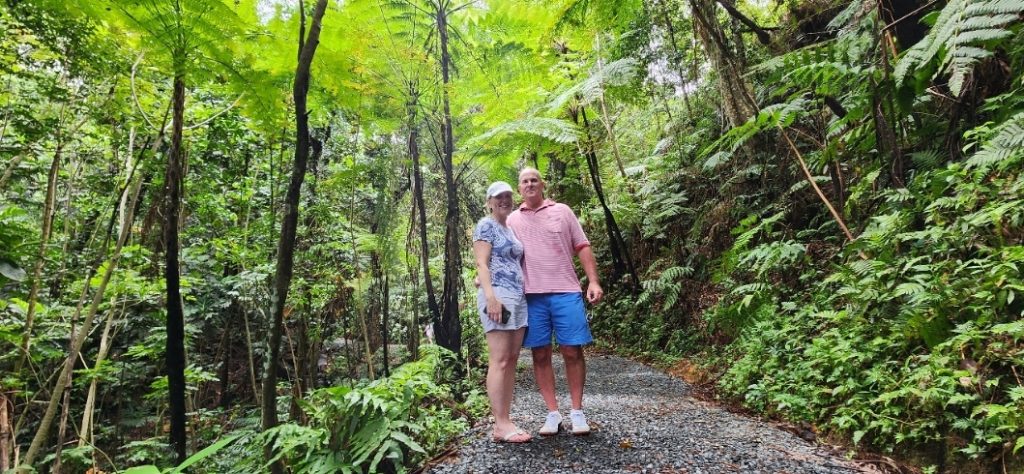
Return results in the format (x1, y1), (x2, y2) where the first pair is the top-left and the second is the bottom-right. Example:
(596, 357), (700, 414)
(507, 199), (590, 294)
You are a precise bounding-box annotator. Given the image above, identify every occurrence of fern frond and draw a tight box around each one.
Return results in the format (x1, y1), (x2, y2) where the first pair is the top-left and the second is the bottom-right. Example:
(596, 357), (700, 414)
(466, 117), (580, 146)
(547, 57), (639, 112)
(966, 112), (1024, 170)
(894, 0), (1024, 96)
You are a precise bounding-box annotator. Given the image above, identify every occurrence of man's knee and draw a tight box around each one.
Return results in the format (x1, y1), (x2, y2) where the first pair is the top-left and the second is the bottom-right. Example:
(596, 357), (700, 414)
(559, 345), (584, 364)
(531, 346), (554, 365)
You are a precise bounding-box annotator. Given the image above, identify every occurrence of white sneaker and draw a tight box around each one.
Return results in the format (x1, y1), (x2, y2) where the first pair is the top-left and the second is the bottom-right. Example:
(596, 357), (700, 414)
(569, 409), (590, 436)
(538, 411), (562, 436)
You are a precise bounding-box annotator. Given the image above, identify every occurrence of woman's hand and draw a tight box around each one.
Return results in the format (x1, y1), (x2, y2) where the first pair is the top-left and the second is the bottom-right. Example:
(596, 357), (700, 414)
(485, 296), (503, 322)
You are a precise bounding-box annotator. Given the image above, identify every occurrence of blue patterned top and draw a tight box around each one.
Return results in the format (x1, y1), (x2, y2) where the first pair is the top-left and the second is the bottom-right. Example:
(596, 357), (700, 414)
(473, 217), (525, 296)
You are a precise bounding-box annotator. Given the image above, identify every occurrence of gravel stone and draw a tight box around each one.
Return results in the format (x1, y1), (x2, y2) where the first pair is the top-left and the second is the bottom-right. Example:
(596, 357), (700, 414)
(425, 351), (875, 473)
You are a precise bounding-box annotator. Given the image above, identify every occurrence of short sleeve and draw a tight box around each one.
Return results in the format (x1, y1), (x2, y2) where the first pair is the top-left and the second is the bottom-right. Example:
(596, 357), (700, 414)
(473, 217), (496, 243)
(563, 205), (590, 252)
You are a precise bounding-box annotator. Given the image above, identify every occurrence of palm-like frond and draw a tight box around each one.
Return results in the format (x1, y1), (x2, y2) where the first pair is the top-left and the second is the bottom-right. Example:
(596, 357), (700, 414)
(894, 0), (1023, 96)
(546, 57), (639, 113)
(465, 116), (580, 146)
(966, 112), (1024, 171)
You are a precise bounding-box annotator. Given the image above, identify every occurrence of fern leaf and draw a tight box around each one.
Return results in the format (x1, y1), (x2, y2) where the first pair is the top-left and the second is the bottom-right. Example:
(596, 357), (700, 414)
(467, 117), (580, 145)
(895, 0), (1024, 96)
(966, 112), (1024, 170)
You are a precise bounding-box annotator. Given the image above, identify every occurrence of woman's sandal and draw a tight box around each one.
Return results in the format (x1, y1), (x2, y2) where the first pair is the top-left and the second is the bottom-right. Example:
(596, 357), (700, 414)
(492, 429), (532, 443)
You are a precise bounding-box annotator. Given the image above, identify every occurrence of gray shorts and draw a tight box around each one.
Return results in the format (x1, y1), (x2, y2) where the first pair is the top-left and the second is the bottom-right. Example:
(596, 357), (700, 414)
(477, 287), (528, 332)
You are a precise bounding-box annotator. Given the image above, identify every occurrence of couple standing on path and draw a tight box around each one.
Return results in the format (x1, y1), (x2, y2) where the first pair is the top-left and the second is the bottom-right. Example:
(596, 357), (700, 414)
(472, 167), (604, 444)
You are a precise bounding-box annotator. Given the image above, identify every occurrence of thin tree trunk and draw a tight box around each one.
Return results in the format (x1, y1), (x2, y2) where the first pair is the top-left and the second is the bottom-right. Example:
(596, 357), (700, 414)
(50, 153), (86, 300)
(407, 84), (441, 328)
(0, 391), (10, 473)
(578, 107), (641, 292)
(217, 311), (233, 409)
(435, 1), (463, 355)
(380, 272), (390, 377)
(243, 310), (259, 404)
(262, 2), (328, 472)
(78, 295), (130, 448)
(348, 193), (377, 380)
(165, 72), (188, 465)
(779, 128), (855, 243)
(17, 144), (63, 371)
(53, 345), (75, 474)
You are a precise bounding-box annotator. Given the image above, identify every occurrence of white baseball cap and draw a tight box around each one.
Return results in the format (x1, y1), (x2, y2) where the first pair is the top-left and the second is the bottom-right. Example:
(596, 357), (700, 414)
(486, 181), (513, 199)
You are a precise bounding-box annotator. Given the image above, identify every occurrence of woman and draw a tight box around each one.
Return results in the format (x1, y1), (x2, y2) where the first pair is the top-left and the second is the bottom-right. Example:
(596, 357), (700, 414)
(472, 181), (531, 443)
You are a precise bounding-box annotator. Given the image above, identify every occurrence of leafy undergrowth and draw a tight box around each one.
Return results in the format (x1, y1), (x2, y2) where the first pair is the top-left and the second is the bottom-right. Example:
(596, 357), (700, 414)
(127, 345), (487, 474)
(714, 114), (1024, 469)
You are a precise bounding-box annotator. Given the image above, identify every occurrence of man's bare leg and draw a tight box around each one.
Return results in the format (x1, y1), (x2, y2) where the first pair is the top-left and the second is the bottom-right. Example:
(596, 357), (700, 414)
(531, 345), (559, 412)
(560, 345), (585, 410)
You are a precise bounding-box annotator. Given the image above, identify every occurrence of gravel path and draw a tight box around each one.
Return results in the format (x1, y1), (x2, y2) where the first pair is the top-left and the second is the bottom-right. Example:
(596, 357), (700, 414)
(426, 350), (874, 474)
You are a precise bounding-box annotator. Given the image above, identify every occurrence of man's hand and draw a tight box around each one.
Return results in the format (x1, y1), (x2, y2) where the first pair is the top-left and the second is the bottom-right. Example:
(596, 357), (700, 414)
(586, 281), (604, 304)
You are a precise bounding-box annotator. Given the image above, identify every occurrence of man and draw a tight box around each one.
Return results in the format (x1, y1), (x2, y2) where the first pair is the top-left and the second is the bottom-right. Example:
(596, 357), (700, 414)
(507, 167), (603, 436)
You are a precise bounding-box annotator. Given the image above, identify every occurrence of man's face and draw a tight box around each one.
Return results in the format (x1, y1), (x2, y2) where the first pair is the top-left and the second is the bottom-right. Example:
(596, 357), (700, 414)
(518, 170), (544, 201)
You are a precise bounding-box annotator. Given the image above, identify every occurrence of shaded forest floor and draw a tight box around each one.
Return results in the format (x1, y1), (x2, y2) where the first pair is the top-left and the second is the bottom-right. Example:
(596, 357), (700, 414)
(423, 351), (876, 473)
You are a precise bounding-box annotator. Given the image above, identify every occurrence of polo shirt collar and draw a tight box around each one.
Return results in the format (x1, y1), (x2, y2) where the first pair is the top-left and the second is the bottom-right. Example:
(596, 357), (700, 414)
(518, 198), (555, 212)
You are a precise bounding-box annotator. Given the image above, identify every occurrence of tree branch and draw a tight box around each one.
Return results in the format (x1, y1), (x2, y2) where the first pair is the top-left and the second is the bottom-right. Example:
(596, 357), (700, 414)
(715, 0), (771, 45)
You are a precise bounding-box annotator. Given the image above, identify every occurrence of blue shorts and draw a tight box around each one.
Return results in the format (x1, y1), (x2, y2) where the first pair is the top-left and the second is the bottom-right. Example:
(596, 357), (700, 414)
(522, 292), (593, 348)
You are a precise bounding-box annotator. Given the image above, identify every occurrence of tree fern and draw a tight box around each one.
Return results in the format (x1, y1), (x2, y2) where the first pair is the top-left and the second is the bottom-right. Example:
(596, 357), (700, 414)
(894, 0), (1024, 96)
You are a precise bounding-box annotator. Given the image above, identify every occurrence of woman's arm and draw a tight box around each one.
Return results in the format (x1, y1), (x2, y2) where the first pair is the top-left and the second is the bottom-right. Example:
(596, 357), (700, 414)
(473, 240), (503, 321)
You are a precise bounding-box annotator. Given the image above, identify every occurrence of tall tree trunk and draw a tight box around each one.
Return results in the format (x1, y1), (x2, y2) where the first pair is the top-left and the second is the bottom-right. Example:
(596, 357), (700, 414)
(407, 84), (441, 328)
(688, 0), (758, 128)
(165, 72), (189, 465)
(435, 1), (463, 355)
(577, 107), (641, 292)
(262, 2), (328, 472)
(17, 143), (62, 371)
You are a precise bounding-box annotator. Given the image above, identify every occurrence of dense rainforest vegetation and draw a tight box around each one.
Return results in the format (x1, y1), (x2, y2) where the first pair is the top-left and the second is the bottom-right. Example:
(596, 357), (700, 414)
(1, 0), (1022, 472)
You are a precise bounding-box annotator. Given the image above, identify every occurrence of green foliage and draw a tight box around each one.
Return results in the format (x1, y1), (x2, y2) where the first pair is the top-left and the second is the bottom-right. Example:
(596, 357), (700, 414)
(263, 346), (469, 473)
(122, 434), (242, 474)
(718, 114), (1024, 458)
(895, 0), (1024, 96)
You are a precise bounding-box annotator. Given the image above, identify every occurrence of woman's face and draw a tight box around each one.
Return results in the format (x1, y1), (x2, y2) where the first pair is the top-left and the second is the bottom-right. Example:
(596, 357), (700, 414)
(489, 191), (514, 217)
